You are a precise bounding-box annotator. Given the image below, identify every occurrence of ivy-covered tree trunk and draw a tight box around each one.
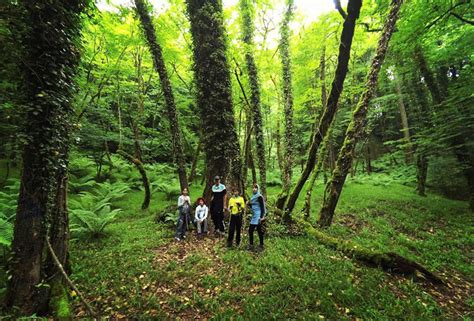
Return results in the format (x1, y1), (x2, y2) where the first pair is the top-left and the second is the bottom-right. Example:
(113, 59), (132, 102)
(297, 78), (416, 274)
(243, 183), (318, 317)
(134, 0), (188, 191)
(282, 0), (362, 215)
(240, 0), (267, 197)
(186, 0), (243, 200)
(276, 0), (295, 210)
(318, 0), (404, 228)
(188, 137), (202, 183)
(6, 0), (87, 315)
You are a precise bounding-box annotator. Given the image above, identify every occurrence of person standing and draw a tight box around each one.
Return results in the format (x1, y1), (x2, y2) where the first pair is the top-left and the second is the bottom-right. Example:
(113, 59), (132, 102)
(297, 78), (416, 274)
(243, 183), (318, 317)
(175, 187), (191, 241)
(194, 197), (209, 238)
(247, 183), (266, 251)
(210, 175), (227, 235)
(227, 188), (245, 248)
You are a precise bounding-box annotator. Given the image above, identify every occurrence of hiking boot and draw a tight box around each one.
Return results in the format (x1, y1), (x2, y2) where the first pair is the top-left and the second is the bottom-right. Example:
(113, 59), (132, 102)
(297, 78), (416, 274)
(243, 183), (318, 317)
(257, 244), (264, 252)
(175, 237), (181, 241)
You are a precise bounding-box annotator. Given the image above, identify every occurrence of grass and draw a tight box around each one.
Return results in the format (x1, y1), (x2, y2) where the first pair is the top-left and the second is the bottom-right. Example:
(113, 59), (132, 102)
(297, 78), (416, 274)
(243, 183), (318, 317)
(66, 174), (473, 320)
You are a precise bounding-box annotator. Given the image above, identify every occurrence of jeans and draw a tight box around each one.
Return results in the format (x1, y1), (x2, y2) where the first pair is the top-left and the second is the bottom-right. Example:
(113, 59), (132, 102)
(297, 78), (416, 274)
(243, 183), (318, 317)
(196, 219), (208, 234)
(249, 224), (264, 246)
(175, 211), (189, 239)
(227, 214), (242, 246)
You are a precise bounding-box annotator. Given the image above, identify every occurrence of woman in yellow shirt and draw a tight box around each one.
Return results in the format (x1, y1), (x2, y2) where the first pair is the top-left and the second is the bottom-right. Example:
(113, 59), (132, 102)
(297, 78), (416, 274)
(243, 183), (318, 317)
(227, 188), (245, 248)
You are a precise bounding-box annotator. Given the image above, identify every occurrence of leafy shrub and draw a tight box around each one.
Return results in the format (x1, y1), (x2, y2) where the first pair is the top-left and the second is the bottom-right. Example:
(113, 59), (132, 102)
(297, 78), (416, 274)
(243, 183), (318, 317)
(69, 173), (96, 193)
(266, 172), (282, 187)
(69, 192), (120, 239)
(0, 179), (19, 248)
(93, 181), (130, 203)
(152, 181), (181, 200)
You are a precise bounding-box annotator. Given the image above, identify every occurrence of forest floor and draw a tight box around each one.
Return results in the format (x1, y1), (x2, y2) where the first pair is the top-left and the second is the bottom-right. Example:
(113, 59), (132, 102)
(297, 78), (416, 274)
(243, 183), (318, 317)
(68, 178), (474, 320)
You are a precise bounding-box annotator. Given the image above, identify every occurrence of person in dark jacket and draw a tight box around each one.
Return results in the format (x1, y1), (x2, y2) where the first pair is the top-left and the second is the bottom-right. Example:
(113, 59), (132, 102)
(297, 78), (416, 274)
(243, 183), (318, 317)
(210, 176), (226, 235)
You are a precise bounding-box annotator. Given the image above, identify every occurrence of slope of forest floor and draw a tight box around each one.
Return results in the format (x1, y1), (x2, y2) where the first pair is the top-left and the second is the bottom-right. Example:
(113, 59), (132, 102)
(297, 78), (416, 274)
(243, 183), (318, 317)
(67, 178), (473, 320)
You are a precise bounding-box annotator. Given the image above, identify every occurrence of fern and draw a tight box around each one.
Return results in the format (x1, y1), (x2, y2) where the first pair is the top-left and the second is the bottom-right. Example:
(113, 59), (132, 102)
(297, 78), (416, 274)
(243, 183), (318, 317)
(69, 173), (96, 193)
(69, 192), (120, 239)
(0, 217), (13, 247)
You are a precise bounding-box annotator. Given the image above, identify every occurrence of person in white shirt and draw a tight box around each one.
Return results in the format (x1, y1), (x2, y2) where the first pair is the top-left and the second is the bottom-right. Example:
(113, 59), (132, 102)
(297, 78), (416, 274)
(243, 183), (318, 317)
(175, 187), (191, 241)
(194, 197), (208, 238)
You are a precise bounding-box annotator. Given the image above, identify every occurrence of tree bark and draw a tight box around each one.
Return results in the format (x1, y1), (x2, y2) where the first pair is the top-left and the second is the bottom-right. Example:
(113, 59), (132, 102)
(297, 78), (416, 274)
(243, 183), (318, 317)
(394, 73), (413, 163)
(6, 0), (87, 315)
(186, 0), (243, 200)
(278, 0), (295, 208)
(319, 0), (404, 228)
(117, 150), (151, 210)
(134, 0), (189, 191)
(240, 0), (267, 197)
(188, 137), (202, 183)
(282, 0), (362, 215)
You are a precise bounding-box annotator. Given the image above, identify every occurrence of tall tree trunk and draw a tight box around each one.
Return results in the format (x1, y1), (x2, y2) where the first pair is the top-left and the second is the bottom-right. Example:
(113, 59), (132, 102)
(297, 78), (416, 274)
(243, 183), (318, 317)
(242, 111), (253, 186)
(408, 71), (431, 196)
(276, 0), (295, 210)
(240, 0), (267, 197)
(188, 137), (202, 183)
(303, 47), (328, 218)
(282, 0), (362, 215)
(6, 0), (87, 315)
(415, 44), (474, 209)
(134, 0), (189, 191)
(186, 0), (243, 201)
(394, 73), (413, 163)
(318, 0), (404, 228)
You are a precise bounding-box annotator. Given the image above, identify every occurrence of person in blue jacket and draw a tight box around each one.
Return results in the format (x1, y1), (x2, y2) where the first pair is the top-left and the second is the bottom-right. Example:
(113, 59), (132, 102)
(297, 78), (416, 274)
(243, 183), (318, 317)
(247, 183), (266, 251)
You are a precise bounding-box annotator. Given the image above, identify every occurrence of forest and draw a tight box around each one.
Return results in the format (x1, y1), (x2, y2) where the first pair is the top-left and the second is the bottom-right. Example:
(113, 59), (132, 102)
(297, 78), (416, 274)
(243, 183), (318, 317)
(0, 0), (473, 319)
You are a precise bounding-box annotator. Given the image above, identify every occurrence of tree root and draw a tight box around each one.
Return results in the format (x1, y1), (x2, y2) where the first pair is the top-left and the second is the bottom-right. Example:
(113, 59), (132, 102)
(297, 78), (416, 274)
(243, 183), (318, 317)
(297, 218), (444, 285)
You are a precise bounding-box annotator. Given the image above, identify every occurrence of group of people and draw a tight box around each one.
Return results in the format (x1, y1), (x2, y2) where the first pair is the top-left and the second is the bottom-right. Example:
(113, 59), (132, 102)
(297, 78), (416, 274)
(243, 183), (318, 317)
(175, 176), (266, 251)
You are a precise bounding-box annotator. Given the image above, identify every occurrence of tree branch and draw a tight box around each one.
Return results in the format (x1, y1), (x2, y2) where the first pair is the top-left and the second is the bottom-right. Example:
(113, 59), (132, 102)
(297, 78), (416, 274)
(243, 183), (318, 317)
(333, 0), (347, 19)
(450, 12), (474, 25)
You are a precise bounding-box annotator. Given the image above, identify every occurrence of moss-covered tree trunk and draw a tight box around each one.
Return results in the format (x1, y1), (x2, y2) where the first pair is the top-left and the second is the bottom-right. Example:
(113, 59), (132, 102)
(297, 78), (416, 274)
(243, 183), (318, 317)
(282, 0), (362, 216)
(275, 0), (295, 211)
(186, 0), (243, 200)
(134, 0), (188, 191)
(240, 0), (267, 197)
(303, 47), (328, 217)
(6, 0), (87, 315)
(394, 73), (413, 163)
(319, 0), (404, 228)
(188, 137), (202, 183)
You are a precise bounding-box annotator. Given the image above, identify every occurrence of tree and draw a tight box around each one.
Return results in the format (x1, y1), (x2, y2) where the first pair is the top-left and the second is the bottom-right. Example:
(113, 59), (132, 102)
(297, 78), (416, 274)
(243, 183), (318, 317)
(134, 0), (189, 191)
(240, 0), (267, 197)
(318, 0), (404, 228)
(276, 0), (295, 209)
(186, 0), (243, 199)
(281, 0), (362, 215)
(6, 0), (88, 316)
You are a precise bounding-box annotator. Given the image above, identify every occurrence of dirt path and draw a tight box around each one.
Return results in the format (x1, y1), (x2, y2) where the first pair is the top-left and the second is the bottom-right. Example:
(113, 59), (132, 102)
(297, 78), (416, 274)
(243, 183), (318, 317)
(141, 233), (240, 319)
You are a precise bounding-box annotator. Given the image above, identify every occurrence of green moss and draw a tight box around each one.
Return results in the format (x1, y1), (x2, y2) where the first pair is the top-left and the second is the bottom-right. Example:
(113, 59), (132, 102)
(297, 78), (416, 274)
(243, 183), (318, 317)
(49, 281), (72, 320)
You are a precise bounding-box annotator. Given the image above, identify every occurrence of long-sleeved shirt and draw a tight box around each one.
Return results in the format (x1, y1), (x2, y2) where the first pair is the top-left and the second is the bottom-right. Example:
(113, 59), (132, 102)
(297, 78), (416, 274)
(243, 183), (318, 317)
(178, 195), (191, 214)
(195, 204), (208, 221)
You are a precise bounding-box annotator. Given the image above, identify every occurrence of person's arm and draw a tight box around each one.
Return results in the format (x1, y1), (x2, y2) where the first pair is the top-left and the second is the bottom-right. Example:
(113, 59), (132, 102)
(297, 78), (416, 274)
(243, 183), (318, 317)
(258, 196), (265, 219)
(195, 207), (199, 221)
(203, 206), (208, 220)
(223, 189), (228, 208)
(177, 196), (183, 208)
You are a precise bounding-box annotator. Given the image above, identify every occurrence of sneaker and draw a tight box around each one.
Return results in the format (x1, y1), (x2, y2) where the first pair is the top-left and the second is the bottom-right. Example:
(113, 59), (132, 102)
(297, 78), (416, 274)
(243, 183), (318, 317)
(257, 245), (264, 252)
(175, 237), (181, 241)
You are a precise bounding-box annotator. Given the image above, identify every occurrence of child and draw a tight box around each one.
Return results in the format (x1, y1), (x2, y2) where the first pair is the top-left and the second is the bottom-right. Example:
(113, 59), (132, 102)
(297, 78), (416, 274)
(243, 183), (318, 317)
(175, 187), (191, 241)
(227, 188), (245, 248)
(194, 197), (208, 238)
(247, 183), (265, 251)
